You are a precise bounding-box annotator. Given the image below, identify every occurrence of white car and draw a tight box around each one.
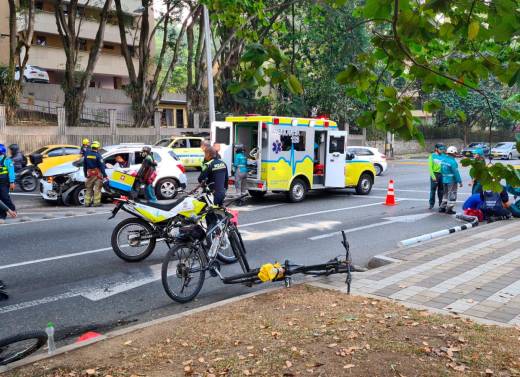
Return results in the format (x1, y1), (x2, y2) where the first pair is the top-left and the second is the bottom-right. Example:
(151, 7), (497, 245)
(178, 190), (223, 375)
(490, 142), (519, 160)
(14, 64), (49, 83)
(39, 145), (188, 205)
(346, 146), (388, 176)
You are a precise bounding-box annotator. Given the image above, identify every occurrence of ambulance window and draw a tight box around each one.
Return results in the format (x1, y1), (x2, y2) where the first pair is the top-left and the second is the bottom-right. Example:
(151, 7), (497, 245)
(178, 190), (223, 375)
(329, 136), (345, 154)
(215, 127), (231, 144)
(281, 132), (306, 152)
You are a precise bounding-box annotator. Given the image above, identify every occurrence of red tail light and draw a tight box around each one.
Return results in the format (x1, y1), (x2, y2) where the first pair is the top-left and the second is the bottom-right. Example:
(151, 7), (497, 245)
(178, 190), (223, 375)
(273, 118), (280, 125)
(257, 183), (264, 189)
(177, 163), (186, 173)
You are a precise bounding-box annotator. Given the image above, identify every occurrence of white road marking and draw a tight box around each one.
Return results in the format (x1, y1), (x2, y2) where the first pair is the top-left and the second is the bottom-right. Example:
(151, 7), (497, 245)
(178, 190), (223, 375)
(0, 263), (177, 313)
(0, 211), (111, 227)
(0, 247), (113, 270)
(309, 213), (434, 241)
(239, 201), (389, 228)
(241, 220), (341, 241)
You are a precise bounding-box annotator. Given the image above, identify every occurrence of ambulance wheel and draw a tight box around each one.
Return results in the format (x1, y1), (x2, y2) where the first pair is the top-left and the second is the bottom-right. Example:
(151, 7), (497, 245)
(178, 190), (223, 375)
(287, 178), (307, 203)
(356, 173), (373, 195)
(248, 191), (266, 199)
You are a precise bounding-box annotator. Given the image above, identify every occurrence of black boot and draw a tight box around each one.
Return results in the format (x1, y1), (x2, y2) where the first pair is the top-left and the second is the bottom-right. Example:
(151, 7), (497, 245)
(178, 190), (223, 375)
(439, 208), (446, 213)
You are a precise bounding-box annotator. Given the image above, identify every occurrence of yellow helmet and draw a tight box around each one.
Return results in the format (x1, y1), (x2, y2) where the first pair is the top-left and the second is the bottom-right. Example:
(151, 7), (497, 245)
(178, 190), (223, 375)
(91, 141), (101, 149)
(82, 138), (90, 145)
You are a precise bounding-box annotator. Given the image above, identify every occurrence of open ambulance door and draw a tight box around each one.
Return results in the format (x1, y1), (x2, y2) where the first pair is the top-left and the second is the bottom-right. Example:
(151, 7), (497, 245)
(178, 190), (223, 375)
(211, 121), (233, 175)
(325, 130), (347, 187)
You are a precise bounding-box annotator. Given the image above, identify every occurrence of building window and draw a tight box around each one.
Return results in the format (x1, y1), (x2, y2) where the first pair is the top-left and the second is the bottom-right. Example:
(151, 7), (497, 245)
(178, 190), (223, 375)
(176, 109), (184, 128)
(89, 81), (96, 88)
(35, 35), (47, 46)
(79, 39), (88, 51)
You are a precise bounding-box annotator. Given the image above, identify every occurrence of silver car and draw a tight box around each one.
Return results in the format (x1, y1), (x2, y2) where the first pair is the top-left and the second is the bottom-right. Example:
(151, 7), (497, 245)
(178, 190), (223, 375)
(490, 142), (519, 160)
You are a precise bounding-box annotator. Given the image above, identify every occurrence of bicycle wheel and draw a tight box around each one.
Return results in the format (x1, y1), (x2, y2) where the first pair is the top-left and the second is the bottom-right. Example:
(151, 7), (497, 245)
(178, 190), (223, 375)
(111, 218), (157, 262)
(0, 331), (48, 366)
(162, 243), (206, 303)
(217, 229), (239, 264)
(229, 228), (250, 273)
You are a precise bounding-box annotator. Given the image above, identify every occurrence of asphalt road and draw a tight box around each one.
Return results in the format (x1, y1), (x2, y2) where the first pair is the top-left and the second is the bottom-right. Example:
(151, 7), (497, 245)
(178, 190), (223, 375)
(1, 158), (519, 345)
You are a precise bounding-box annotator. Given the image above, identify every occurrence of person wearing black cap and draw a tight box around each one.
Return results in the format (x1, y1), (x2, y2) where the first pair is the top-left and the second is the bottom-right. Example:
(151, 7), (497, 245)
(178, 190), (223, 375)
(428, 143), (445, 209)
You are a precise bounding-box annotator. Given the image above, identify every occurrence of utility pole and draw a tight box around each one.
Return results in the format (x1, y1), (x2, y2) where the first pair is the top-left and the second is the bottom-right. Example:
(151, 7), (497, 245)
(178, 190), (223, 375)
(203, 5), (215, 124)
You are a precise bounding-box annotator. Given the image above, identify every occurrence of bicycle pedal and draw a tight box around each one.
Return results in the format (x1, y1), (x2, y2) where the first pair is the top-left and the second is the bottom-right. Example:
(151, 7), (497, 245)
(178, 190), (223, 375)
(209, 261), (221, 277)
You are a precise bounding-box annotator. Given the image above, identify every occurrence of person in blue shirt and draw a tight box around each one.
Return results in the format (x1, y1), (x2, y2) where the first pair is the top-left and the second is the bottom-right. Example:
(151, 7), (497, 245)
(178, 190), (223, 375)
(463, 194), (483, 210)
(439, 146), (463, 215)
(480, 186), (511, 220)
(233, 145), (248, 203)
(506, 184), (520, 218)
(0, 144), (16, 220)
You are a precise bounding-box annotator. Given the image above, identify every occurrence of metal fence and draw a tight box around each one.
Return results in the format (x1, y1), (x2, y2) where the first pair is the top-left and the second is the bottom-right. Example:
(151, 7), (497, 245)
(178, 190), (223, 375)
(8, 103), (58, 126)
(116, 110), (135, 128)
(79, 108), (110, 127)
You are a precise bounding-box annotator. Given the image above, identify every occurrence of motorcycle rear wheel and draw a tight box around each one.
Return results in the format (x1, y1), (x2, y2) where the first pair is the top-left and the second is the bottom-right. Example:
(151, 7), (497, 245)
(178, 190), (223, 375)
(111, 218), (157, 262)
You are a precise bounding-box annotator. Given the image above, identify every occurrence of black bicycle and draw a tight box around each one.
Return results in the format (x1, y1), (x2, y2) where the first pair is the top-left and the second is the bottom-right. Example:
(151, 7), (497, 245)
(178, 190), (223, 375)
(162, 199), (249, 303)
(0, 331), (48, 366)
(161, 194), (353, 303)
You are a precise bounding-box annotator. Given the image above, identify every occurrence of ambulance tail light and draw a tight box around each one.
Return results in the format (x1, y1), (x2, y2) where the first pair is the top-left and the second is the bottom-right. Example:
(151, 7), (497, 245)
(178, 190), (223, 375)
(262, 122), (267, 129)
(324, 121), (329, 127)
(273, 118), (280, 125)
(257, 182), (264, 189)
(177, 163), (186, 173)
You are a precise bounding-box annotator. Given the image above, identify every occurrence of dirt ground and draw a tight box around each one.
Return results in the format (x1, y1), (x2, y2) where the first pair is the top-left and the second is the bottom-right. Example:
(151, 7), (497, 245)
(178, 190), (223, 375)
(5, 285), (520, 377)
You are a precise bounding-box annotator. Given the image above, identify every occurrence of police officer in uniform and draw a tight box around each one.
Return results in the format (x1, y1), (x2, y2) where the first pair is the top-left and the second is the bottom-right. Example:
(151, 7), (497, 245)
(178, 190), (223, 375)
(83, 141), (107, 207)
(198, 146), (228, 206)
(0, 144), (16, 220)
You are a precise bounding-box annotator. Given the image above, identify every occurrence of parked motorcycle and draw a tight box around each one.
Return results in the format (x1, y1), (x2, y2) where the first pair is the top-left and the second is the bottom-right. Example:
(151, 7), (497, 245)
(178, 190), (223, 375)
(16, 154), (43, 192)
(109, 183), (238, 264)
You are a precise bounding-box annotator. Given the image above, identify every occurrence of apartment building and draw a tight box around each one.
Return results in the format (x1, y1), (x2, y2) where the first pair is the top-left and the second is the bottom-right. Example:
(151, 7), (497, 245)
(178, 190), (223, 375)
(1, 0), (148, 89)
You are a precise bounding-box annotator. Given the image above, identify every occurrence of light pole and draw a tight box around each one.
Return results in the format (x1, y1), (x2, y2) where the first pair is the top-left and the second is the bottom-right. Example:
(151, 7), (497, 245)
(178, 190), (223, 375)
(203, 5), (215, 124)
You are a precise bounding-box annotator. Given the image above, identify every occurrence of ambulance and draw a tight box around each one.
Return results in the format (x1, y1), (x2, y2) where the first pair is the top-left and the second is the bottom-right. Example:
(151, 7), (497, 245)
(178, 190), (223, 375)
(154, 136), (205, 168)
(211, 115), (376, 202)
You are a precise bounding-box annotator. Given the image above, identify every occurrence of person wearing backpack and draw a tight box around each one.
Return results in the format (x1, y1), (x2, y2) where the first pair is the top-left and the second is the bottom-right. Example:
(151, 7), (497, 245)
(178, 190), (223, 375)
(480, 186), (511, 220)
(137, 146), (158, 203)
(439, 146), (463, 215)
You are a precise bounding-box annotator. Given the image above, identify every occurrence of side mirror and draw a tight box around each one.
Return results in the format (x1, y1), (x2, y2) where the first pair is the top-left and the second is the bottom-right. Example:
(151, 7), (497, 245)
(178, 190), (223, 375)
(346, 152), (355, 161)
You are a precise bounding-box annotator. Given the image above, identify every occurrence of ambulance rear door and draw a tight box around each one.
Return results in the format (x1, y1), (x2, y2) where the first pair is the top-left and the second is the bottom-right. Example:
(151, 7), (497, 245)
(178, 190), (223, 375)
(325, 130), (347, 187)
(211, 121), (233, 175)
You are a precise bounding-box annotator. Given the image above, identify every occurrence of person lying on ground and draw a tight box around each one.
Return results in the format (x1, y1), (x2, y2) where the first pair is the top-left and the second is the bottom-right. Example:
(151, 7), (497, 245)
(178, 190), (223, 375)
(479, 186), (511, 221)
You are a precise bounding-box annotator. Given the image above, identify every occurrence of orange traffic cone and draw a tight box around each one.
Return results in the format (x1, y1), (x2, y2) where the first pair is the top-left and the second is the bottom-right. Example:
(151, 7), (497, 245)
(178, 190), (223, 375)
(384, 179), (396, 206)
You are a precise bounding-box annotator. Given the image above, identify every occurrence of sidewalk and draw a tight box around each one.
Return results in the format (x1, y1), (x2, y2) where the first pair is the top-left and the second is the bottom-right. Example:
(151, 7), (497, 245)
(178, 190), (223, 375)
(317, 220), (520, 325)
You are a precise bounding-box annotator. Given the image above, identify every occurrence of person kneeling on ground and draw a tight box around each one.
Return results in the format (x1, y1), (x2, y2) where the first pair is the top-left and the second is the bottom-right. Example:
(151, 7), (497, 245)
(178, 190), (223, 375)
(506, 184), (520, 218)
(439, 146), (462, 215)
(480, 186), (511, 221)
(462, 193), (484, 222)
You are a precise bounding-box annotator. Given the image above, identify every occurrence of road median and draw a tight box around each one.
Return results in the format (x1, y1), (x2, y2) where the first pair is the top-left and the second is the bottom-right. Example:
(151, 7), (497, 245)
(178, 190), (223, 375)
(3, 284), (520, 377)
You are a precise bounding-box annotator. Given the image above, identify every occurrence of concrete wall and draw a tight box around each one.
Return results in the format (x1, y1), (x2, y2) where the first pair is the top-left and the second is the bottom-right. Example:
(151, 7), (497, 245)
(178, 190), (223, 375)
(0, 105), (208, 152)
(0, 1), (9, 66)
(366, 138), (465, 155)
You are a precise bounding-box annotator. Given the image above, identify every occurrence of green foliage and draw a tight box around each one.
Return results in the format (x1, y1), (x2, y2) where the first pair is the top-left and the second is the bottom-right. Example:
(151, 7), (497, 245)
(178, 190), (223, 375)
(462, 157), (520, 192)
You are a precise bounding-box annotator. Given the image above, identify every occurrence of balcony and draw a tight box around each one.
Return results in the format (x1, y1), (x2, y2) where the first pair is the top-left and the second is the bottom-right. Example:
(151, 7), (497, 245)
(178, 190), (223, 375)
(28, 45), (139, 77)
(31, 11), (138, 45)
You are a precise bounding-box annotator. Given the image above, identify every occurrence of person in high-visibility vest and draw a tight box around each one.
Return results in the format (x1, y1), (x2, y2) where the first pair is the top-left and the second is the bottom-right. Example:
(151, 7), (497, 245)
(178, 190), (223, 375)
(0, 144), (16, 220)
(83, 141), (107, 207)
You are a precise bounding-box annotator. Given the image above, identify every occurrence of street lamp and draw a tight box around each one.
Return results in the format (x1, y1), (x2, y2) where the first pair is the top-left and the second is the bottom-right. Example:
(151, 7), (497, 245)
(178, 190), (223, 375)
(203, 5), (215, 124)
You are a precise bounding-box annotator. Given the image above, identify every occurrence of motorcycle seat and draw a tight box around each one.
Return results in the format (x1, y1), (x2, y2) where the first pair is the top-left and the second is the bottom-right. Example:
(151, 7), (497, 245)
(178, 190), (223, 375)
(143, 197), (186, 211)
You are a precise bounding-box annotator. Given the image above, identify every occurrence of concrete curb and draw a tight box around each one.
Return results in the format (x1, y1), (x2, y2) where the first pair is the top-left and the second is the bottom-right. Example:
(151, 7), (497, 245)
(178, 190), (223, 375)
(0, 286), (285, 373)
(366, 219), (486, 270)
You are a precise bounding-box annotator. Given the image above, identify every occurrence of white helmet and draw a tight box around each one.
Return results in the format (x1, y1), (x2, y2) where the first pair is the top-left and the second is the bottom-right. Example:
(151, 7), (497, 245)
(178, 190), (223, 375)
(447, 146), (458, 154)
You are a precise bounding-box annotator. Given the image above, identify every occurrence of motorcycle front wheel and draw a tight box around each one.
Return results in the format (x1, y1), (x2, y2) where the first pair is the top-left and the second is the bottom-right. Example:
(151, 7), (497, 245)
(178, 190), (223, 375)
(111, 218), (157, 262)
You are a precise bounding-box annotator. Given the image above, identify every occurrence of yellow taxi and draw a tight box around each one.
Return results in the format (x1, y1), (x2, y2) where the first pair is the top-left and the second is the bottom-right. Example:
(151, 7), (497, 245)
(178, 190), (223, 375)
(154, 136), (205, 168)
(31, 144), (81, 175)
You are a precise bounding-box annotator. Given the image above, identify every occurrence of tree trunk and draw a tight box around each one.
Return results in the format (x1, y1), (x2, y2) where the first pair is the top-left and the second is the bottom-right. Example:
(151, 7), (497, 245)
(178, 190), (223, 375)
(64, 89), (85, 128)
